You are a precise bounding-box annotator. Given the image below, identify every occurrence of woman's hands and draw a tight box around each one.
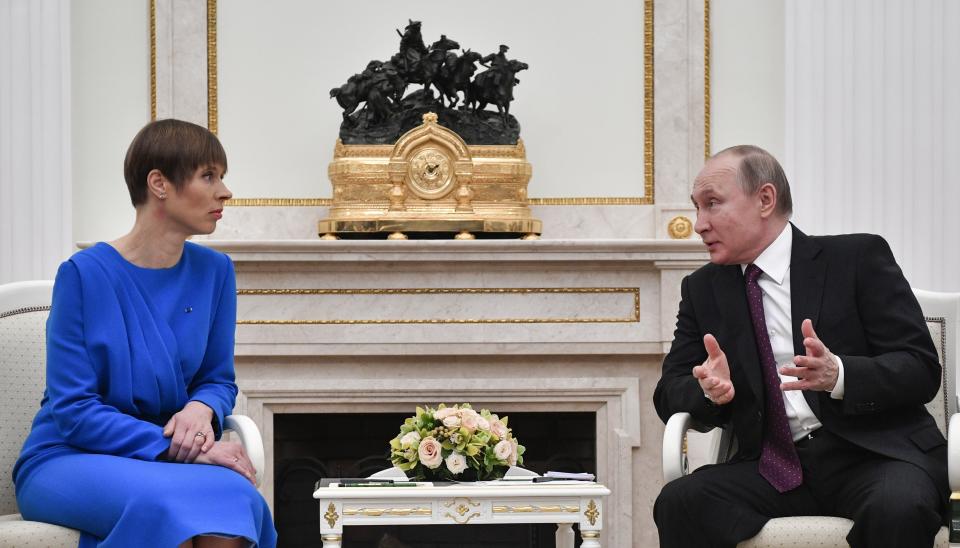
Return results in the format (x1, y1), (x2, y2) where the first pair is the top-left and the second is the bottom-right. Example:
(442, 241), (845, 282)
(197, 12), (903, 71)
(163, 400), (215, 463)
(194, 441), (257, 485)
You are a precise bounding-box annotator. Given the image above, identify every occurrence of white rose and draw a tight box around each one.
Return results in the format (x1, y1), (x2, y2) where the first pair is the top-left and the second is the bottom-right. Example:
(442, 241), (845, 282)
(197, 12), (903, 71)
(418, 437), (443, 469)
(435, 407), (458, 420)
(494, 439), (514, 462)
(442, 415), (462, 428)
(476, 416), (491, 431)
(508, 439), (519, 466)
(400, 431), (421, 448)
(445, 452), (468, 474)
(461, 412), (480, 431)
(490, 419), (508, 439)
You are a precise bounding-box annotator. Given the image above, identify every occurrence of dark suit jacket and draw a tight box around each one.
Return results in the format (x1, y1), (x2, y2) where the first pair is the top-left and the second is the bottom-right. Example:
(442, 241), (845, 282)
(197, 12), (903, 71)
(653, 224), (947, 492)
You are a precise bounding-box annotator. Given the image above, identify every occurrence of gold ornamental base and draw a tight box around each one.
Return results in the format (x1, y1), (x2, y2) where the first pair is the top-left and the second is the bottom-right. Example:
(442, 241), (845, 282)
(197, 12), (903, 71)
(318, 112), (541, 240)
(317, 218), (542, 239)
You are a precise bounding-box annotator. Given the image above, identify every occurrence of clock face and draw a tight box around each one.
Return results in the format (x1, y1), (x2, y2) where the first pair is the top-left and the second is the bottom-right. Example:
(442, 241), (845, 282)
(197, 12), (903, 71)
(408, 147), (454, 199)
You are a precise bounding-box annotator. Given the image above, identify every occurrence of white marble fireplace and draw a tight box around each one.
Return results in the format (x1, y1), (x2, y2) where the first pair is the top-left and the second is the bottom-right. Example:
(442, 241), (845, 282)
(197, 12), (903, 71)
(206, 239), (707, 548)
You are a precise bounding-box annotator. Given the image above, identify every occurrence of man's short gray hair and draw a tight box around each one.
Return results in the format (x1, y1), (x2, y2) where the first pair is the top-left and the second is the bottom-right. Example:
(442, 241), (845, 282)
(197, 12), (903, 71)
(714, 145), (793, 218)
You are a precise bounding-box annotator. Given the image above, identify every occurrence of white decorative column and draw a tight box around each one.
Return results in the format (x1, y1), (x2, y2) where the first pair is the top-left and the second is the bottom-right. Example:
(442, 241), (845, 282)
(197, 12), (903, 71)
(785, 0), (960, 291)
(0, 0), (72, 284)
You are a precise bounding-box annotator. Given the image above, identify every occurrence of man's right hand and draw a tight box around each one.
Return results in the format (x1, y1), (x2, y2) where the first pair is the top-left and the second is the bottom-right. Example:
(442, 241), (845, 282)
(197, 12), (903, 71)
(691, 334), (735, 405)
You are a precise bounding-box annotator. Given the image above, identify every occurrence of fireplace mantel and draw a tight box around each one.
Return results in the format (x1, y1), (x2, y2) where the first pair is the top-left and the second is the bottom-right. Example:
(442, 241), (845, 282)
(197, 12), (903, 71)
(201, 238), (708, 547)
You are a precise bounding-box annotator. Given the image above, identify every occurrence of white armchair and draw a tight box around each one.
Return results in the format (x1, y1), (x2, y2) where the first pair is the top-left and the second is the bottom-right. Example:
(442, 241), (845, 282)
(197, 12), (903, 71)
(0, 280), (265, 546)
(662, 288), (960, 547)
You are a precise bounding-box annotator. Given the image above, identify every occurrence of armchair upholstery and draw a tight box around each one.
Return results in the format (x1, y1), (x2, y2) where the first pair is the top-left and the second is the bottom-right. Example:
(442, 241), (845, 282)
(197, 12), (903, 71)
(0, 280), (265, 546)
(662, 288), (960, 547)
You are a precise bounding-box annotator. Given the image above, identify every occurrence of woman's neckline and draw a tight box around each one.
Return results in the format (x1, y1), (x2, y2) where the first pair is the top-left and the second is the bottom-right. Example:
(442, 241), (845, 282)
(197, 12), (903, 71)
(99, 241), (186, 271)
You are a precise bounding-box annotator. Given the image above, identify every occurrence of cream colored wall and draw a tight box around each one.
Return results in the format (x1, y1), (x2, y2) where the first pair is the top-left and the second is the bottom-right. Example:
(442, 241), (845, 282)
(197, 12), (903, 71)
(709, 0), (785, 159)
(216, 0), (647, 200)
(71, 0), (150, 244)
(69, 1), (781, 241)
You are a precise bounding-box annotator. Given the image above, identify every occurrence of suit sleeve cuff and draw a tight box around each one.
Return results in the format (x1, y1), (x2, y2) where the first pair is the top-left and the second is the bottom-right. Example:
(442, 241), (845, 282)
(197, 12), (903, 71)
(829, 354), (845, 399)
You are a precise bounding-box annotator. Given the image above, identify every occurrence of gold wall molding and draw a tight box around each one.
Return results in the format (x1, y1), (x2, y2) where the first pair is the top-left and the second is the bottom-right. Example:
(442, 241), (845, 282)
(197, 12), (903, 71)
(704, 0), (712, 159)
(207, 0), (218, 134)
(225, 197), (656, 207)
(215, 0), (661, 206)
(149, 0), (156, 121)
(643, 0), (655, 203)
(236, 287), (641, 326)
(226, 198), (332, 207)
(149, 0), (218, 132)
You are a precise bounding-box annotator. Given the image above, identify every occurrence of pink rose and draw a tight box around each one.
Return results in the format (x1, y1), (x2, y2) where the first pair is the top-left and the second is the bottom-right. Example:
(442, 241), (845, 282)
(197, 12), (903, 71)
(442, 415), (462, 428)
(490, 419), (508, 439)
(494, 439), (514, 462)
(476, 416), (491, 431)
(418, 437), (443, 469)
(445, 452), (468, 474)
(508, 439), (519, 466)
(461, 412), (480, 432)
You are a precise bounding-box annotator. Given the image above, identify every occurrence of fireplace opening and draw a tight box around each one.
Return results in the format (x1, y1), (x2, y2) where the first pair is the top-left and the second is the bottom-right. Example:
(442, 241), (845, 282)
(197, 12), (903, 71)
(274, 411), (597, 548)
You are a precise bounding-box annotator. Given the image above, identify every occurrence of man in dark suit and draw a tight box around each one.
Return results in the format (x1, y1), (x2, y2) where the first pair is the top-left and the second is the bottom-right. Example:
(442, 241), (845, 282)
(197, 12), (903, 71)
(653, 145), (946, 547)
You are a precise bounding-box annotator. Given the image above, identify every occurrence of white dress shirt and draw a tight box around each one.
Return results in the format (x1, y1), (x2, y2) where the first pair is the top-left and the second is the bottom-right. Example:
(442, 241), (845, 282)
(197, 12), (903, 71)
(745, 224), (844, 441)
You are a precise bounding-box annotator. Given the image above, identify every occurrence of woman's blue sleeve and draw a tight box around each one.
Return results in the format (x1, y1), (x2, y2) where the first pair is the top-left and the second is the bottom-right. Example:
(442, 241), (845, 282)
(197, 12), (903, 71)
(188, 255), (239, 438)
(45, 261), (171, 459)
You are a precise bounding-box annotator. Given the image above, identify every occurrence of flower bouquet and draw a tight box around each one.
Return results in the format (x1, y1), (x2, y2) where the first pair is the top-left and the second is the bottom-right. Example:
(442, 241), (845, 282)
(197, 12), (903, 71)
(389, 403), (526, 481)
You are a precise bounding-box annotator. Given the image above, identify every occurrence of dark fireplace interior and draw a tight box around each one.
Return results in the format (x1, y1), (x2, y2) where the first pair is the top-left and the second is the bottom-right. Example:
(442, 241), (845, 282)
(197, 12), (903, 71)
(274, 411), (597, 548)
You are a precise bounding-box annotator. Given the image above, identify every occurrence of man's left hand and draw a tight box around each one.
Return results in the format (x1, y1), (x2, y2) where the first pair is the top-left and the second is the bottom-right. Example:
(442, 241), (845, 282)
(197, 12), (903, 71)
(780, 319), (839, 392)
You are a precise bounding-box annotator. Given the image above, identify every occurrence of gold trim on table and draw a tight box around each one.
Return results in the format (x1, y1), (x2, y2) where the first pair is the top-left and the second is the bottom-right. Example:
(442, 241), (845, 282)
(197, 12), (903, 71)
(492, 505), (580, 514)
(343, 507), (432, 517)
(584, 499), (600, 526)
(323, 502), (339, 528)
(443, 498), (480, 524)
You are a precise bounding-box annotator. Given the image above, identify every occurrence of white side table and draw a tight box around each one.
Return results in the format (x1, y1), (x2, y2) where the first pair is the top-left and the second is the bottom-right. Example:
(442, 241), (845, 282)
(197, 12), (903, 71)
(313, 482), (611, 547)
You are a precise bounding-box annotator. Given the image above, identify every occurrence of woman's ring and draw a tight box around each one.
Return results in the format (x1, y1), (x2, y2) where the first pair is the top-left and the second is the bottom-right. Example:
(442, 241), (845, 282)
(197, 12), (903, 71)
(233, 457), (239, 463)
(194, 432), (207, 440)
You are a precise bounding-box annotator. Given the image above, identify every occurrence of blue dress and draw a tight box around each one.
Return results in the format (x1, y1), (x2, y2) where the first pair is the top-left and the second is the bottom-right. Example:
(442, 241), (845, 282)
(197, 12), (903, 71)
(13, 242), (277, 548)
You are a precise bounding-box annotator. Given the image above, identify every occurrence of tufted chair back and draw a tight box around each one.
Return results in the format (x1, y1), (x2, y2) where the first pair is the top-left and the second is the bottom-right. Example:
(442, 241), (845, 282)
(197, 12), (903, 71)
(0, 281), (52, 515)
(0, 280), (79, 546)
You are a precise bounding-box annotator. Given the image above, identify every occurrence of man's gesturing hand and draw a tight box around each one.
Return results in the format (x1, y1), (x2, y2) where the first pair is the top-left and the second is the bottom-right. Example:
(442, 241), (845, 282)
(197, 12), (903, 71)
(692, 334), (735, 405)
(780, 319), (839, 392)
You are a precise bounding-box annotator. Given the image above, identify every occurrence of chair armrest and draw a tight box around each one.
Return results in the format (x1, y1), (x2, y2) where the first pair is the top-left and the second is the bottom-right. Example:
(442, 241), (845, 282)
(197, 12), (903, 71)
(949, 413), (960, 492)
(663, 412), (693, 483)
(224, 414), (265, 487)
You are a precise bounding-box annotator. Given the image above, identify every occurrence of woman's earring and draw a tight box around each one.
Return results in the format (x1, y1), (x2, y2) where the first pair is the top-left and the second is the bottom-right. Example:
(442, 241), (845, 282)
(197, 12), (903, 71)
(159, 192), (167, 199)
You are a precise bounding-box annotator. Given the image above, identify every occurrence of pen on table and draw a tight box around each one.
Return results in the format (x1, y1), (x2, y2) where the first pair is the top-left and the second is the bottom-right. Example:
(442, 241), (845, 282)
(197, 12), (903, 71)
(532, 477), (587, 483)
(340, 481), (418, 487)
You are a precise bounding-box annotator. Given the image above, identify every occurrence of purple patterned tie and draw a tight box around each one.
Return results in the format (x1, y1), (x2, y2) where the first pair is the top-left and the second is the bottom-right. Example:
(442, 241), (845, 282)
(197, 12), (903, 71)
(745, 264), (803, 493)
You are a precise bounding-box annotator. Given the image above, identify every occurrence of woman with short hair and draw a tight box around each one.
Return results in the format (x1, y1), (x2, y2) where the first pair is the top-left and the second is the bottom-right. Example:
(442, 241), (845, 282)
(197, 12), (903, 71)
(14, 119), (277, 548)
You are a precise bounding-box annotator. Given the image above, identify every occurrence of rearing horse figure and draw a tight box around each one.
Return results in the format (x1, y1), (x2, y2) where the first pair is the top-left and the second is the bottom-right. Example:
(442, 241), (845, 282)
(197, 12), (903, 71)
(467, 59), (529, 121)
(421, 35), (460, 100)
(435, 50), (482, 108)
